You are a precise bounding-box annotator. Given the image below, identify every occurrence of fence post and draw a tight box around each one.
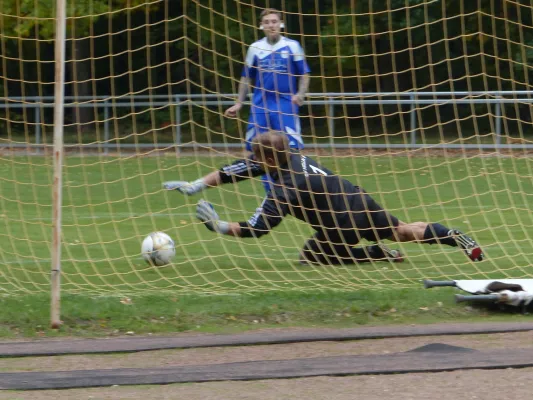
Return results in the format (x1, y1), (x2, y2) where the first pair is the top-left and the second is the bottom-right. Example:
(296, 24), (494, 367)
(175, 95), (181, 154)
(410, 93), (417, 146)
(494, 101), (501, 152)
(51, 0), (67, 330)
(328, 97), (334, 145)
(34, 106), (41, 154)
(104, 101), (109, 155)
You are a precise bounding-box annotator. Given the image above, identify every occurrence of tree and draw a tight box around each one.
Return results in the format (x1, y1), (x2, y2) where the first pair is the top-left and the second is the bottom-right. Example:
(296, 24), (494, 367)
(0, 0), (154, 131)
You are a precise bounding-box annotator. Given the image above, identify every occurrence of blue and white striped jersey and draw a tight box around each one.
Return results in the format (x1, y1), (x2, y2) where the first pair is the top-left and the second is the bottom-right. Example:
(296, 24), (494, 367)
(242, 36), (311, 114)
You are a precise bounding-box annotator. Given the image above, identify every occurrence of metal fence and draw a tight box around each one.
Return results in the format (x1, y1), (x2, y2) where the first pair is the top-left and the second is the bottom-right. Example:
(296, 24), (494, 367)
(1, 91), (533, 151)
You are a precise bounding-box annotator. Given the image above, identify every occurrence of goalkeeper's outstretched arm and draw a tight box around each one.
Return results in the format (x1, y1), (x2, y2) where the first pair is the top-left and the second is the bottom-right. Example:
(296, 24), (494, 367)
(163, 156), (265, 195)
(196, 199), (243, 237)
(196, 197), (285, 238)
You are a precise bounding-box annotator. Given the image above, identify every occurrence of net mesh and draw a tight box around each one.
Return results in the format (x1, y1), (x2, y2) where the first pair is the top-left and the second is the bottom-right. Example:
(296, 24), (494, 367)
(1, 0), (533, 295)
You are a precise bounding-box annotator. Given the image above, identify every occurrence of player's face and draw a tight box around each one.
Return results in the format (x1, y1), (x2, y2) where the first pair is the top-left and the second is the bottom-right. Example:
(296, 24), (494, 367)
(261, 14), (282, 42)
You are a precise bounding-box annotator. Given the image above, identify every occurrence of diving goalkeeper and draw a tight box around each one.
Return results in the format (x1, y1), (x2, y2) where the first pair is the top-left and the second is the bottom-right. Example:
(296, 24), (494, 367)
(190, 131), (484, 265)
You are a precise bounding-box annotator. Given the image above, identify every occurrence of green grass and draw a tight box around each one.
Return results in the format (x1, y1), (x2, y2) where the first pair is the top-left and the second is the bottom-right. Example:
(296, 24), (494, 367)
(0, 153), (532, 337)
(0, 289), (528, 338)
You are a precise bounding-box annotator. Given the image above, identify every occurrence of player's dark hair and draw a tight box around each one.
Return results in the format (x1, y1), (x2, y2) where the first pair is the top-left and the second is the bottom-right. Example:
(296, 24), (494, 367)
(259, 8), (282, 22)
(251, 131), (289, 166)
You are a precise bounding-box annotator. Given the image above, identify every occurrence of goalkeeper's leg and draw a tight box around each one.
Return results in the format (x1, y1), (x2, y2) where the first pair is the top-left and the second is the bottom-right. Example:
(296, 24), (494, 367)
(393, 221), (484, 262)
(367, 242), (404, 263)
(299, 231), (403, 266)
(448, 229), (484, 262)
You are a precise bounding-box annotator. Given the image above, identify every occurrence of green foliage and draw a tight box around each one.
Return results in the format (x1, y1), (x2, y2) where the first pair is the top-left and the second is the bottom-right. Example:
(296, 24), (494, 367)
(0, 0), (152, 38)
(1, 0), (532, 120)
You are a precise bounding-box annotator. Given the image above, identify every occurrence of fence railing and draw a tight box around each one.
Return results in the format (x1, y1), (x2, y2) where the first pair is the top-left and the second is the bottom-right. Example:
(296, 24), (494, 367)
(1, 91), (533, 151)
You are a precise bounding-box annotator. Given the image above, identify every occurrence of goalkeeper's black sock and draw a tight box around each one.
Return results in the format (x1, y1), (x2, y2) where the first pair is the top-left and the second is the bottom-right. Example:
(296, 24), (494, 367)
(350, 247), (372, 263)
(423, 223), (457, 246)
(352, 245), (403, 263)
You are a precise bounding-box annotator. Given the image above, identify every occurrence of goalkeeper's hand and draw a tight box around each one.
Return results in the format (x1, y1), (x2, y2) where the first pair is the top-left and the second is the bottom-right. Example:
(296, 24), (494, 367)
(162, 179), (206, 195)
(196, 199), (230, 234)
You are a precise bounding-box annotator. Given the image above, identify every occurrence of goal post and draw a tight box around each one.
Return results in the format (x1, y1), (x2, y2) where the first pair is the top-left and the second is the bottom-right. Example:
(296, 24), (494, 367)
(50, 0), (67, 329)
(0, 0), (532, 304)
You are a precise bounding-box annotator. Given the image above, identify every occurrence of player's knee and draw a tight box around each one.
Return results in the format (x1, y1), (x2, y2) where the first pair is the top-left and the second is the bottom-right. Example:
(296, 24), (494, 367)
(394, 225), (411, 242)
(395, 221), (427, 242)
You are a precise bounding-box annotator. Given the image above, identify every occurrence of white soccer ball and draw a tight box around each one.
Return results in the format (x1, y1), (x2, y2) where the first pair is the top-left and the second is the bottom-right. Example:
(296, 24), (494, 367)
(141, 232), (176, 266)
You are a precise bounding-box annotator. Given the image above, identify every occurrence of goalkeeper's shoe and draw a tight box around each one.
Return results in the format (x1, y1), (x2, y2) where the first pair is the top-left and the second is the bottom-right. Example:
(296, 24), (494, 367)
(449, 229), (484, 261)
(368, 243), (404, 263)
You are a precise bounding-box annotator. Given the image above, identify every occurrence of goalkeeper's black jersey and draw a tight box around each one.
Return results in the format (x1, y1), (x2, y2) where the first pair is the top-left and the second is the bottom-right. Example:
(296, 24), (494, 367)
(238, 153), (373, 238)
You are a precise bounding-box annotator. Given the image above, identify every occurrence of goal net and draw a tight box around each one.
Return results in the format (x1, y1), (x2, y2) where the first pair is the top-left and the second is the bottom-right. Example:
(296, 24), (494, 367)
(1, 0), (532, 295)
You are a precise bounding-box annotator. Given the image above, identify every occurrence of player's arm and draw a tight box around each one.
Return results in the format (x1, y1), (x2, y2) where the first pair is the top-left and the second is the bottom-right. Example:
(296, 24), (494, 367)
(292, 74), (310, 106)
(290, 41), (311, 106)
(225, 45), (256, 117)
(236, 76), (252, 104)
(162, 156), (265, 195)
(224, 77), (253, 117)
(196, 196), (287, 238)
(196, 199), (243, 237)
(297, 74), (310, 100)
(218, 155), (265, 184)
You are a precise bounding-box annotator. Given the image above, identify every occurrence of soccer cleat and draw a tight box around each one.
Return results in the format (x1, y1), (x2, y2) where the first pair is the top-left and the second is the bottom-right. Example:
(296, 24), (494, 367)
(449, 229), (484, 262)
(369, 243), (404, 263)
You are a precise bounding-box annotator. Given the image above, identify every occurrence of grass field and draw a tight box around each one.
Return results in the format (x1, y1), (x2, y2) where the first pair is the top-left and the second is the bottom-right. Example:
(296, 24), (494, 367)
(1, 151), (532, 336)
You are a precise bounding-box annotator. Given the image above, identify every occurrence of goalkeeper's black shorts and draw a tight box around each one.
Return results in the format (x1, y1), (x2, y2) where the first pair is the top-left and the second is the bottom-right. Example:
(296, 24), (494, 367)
(303, 194), (399, 256)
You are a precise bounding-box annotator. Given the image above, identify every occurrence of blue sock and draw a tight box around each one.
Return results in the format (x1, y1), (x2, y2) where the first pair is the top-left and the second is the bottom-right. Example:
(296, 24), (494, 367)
(423, 223), (457, 246)
(261, 174), (274, 193)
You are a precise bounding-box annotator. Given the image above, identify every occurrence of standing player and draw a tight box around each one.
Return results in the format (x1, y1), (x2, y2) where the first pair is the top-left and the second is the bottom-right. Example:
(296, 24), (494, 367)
(193, 131), (485, 265)
(163, 8), (310, 195)
(225, 8), (311, 151)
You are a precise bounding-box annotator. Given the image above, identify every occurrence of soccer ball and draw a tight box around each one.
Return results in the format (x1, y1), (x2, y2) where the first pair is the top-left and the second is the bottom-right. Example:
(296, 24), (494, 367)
(141, 232), (176, 266)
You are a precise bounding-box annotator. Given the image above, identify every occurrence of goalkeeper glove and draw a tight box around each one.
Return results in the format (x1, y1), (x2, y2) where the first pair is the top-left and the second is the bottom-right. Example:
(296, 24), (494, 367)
(162, 179), (207, 195)
(196, 199), (230, 234)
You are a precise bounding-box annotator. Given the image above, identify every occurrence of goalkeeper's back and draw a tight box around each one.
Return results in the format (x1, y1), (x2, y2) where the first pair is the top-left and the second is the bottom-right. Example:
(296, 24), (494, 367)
(270, 152), (369, 230)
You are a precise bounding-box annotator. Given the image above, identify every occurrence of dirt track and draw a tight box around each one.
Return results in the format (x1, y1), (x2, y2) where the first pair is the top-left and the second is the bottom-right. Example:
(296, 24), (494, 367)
(1, 330), (532, 400)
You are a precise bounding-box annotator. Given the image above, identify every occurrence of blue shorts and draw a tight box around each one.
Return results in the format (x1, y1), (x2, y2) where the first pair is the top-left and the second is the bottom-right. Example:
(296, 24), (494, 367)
(245, 111), (303, 151)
